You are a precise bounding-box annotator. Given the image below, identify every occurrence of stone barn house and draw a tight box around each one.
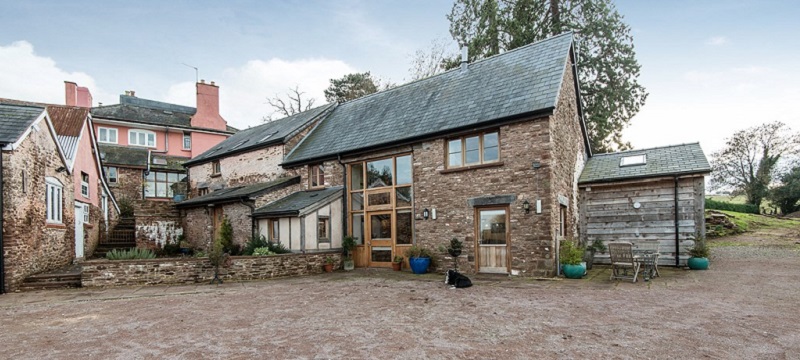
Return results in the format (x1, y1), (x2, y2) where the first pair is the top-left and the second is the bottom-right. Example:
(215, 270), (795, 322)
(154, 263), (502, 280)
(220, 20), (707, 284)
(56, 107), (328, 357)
(577, 143), (712, 266)
(179, 104), (333, 249)
(1, 104), (74, 293)
(278, 32), (590, 276)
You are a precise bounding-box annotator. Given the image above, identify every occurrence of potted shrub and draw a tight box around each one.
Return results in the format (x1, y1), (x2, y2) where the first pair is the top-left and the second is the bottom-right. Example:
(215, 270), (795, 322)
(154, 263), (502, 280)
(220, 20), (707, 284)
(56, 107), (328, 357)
(446, 238), (463, 271)
(405, 245), (432, 274)
(687, 237), (710, 270)
(392, 255), (403, 271)
(560, 240), (585, 279)
(323, 256), (336, 272)
(342, 236), (356, 271)
(583, 239), (606, 270)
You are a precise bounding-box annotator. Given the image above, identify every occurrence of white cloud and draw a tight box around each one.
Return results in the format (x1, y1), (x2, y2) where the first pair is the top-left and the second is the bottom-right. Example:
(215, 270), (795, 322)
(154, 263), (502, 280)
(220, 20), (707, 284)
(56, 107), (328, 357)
(0, 41), (110, 105)
(165, 58), (357, 129)
(706, 36), (729, 46)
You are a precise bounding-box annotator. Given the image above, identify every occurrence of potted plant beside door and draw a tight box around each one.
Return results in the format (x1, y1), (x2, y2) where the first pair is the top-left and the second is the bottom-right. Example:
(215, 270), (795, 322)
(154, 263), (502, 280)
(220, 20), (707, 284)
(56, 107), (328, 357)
(405, 246), (432, 274)
(342, 236), (356, 271)
(560, 240), (585, 279)
(392, 256), (403, 271)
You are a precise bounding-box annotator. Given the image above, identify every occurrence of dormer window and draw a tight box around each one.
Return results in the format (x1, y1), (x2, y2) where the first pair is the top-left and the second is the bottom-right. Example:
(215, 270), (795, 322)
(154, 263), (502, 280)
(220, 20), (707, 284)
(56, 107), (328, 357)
(620, 154), (646, 167)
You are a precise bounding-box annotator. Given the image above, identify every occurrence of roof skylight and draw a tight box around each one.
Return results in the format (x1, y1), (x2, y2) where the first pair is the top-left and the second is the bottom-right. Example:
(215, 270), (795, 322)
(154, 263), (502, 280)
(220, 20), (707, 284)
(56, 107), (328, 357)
(620, 154), (646, 167)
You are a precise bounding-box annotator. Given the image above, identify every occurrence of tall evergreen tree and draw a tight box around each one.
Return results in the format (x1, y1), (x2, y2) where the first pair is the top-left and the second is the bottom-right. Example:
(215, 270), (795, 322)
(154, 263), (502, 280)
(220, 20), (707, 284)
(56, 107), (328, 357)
(324, 72), (379, 103)
(447, 0), (648, 152)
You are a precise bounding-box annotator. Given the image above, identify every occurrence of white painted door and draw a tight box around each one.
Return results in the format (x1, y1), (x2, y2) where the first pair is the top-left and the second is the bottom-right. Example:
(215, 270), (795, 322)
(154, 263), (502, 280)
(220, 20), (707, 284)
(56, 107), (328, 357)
(74, 202), (85, 259)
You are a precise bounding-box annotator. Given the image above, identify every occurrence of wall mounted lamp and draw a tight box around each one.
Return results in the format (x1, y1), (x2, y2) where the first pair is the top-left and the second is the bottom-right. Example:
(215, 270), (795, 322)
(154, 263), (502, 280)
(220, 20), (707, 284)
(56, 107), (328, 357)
(522, 200), (531, 214)
(422, 208), (430, 220)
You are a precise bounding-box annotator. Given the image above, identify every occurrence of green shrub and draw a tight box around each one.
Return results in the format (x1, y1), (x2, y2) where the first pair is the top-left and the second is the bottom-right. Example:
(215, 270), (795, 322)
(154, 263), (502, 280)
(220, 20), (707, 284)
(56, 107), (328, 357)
(405, 245), (432, 258)
(267, 241), (291, 254)
(342, 236), (357, 259)
(160, 235), (182, 256)
(217, 216), (241, 255)
(689, 238), (710, 258)
(705, 198), (759, 214)
(559, 240), (584, 265)
(193, 250), (207, 258)
(118, 197), (135, 217)
(106, 248), (156, 260)
(243, 235), (269, 256)
(252, 247), (273, 256)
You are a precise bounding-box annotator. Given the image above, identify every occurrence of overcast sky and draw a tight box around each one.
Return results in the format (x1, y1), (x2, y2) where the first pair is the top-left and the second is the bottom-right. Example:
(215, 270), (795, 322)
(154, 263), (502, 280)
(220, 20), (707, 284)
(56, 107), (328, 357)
(1, 0), (798, 155)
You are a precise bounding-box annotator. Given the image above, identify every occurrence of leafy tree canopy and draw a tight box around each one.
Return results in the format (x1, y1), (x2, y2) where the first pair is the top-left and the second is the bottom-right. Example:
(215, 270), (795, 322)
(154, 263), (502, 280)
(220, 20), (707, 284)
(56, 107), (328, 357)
(324, 72), (379, 103)
(446, 0), (648, 152)
(767, 166), (800, 215)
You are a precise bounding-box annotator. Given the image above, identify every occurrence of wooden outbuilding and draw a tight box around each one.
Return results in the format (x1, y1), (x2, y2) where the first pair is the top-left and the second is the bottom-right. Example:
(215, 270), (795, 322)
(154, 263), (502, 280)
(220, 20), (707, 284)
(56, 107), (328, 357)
(578, 143), (711, 266)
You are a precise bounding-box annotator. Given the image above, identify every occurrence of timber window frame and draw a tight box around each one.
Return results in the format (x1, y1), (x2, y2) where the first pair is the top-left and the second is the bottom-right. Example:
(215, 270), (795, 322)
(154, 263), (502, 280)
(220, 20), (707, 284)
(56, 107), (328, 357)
(46, 177), (63, 224)
(144, 171), (186, 199)
(103, 166), (118, 184)
(318, 216), (330, 243)
(83, 203), (90, 224)
(183, 132), (192, 150)
(269, 219), (280, 243)
(446, 131), (500, 169)
(211, 160), (221, 175)
(309, 163), (325, 189)
(128, 129), (156, 147)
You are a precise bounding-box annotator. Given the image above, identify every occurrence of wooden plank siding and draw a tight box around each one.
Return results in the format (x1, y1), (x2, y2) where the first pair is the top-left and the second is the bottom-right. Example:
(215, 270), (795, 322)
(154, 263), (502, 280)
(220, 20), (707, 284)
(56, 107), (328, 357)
(580, 177), (706, 266)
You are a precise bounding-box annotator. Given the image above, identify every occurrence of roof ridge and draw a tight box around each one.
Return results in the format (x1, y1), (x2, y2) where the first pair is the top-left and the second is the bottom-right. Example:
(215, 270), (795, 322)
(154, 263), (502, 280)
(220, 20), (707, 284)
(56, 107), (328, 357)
(592, 142), (702, 157)
(0, 102), (46, 110)
(336, 32), (574, 108)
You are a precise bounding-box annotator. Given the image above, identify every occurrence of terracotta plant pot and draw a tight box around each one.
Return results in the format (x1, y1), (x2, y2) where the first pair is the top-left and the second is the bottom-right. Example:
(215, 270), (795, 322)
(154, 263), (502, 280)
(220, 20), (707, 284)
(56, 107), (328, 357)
(392, 262), (402, 271)
(323, 264), (334, 272)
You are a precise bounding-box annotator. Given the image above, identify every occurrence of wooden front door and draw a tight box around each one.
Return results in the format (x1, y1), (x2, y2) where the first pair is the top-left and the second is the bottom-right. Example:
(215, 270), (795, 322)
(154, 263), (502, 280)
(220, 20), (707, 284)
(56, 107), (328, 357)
(475, 207), (510, 273)
(212, 207), (224, 240)
(366, 211), (393, 267)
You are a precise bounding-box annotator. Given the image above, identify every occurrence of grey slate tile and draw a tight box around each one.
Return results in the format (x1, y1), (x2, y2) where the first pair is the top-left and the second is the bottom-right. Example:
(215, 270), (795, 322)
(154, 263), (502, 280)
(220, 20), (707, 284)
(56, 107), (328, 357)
(578, 143), (712, 184)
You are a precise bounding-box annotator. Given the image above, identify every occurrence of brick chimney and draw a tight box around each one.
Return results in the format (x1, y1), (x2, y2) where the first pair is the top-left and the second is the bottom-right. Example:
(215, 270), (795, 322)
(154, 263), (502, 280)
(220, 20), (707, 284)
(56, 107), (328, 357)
(64, 81), (92, 108)
(191, 80), (227, 131)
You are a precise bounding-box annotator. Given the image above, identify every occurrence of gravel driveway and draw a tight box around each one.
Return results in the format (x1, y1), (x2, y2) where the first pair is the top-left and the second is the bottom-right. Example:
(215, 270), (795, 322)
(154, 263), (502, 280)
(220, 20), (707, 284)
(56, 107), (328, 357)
(1, 229), (798, 359)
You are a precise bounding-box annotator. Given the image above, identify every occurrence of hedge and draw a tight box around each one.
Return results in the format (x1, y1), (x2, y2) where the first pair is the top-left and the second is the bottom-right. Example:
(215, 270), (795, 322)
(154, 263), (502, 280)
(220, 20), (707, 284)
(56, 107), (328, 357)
(705, 198), (760, 214)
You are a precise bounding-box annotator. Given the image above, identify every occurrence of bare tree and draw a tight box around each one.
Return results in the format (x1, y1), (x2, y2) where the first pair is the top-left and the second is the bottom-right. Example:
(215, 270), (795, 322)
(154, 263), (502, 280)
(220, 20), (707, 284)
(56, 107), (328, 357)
(263, 85), (316, 122)
(408, 38), (458, 81)
(711, 121), (800, 207)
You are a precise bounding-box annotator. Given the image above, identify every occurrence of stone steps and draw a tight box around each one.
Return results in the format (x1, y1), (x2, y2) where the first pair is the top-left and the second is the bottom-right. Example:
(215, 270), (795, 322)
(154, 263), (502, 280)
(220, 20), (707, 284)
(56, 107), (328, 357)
(20, 265), (82, 291)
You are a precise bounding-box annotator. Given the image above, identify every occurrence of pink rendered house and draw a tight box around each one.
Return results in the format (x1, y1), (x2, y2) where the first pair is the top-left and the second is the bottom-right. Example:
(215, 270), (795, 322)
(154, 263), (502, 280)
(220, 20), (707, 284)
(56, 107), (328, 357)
(89, 80), (236, 247)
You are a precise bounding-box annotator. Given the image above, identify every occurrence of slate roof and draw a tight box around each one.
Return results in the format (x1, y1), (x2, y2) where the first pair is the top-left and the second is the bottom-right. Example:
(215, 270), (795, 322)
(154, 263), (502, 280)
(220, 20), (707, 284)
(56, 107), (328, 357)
(252, 186), (343, 217)
(283, 32), (575, 165)
(176, 176), (301, 208)
(184, 103), (335, 166)
(92, 95), (237, 133)
(578, 143), (712, 184)
(99, 144), (188, 171)
(0, 103), (45, 144)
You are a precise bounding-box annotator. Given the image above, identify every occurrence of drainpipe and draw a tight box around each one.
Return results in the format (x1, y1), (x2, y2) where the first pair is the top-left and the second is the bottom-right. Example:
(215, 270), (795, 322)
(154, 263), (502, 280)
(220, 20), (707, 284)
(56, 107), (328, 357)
(1, 151), (5, 294)
(674, 176), (680, 267)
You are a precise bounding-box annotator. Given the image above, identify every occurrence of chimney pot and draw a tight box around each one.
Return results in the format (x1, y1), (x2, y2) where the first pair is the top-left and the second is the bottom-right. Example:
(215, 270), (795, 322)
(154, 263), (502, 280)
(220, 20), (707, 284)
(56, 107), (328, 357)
(124, 91), (130, 96)
(210, 81), (215, 86)
(200, 79), (205, 84)
(130, 90), (136, 97)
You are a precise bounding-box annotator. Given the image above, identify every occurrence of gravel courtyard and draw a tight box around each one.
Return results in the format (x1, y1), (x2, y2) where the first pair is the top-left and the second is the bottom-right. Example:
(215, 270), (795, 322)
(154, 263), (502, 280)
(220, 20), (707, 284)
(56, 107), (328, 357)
(1, 229), (798, 359)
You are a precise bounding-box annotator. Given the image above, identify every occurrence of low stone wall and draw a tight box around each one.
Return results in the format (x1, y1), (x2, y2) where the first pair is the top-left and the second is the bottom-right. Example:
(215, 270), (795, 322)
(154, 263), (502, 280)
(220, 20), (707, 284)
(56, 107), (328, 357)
(81, 252), (342, 287)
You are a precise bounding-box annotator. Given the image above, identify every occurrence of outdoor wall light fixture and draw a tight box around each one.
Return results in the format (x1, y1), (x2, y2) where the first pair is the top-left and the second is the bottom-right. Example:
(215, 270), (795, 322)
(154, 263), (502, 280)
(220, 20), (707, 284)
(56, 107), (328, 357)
(431, 208), (437, 220)
(522, 200), (531, 214)
(423, 208), (430, 220)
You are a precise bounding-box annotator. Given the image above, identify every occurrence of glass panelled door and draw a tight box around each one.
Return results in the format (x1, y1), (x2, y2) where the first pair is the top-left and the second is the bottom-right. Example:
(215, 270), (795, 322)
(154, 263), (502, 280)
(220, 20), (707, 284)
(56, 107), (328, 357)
(367, 211), (393, 267)
(476, 207), (510, 273)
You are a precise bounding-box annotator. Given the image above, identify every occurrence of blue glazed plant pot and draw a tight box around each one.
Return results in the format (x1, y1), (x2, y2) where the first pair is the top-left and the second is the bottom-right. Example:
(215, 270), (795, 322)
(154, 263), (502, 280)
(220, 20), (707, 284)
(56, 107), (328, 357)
(562, 264), (586, 279)
(687, 257), (709, 270)
(408, 257), (431, 274)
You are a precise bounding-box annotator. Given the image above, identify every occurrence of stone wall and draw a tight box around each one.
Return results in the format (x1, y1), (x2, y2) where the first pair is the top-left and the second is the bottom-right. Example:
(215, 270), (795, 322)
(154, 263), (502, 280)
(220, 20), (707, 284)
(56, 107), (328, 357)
(81, 252), (342, 287)
(2, 121), (75, 292)
(187, 145), (285, 196)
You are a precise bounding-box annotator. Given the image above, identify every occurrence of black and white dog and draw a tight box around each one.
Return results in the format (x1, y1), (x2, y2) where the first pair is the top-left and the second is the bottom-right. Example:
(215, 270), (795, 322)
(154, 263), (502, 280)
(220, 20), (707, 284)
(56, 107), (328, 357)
(445, 269), (473, 289)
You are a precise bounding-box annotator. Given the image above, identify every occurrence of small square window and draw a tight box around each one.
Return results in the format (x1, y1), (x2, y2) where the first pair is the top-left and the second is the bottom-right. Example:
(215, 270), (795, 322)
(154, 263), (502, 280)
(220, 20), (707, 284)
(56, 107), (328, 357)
(620, 154), (646, 167)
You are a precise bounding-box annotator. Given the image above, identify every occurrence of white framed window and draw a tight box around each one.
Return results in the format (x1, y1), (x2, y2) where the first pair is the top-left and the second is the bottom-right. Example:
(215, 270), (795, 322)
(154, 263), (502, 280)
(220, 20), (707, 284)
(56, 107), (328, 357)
(183, 132), (191, 150)
(212, 160), (221, 175)
(83, 203), (90, 224)
(46, 177), (63, 224)
(98, 127), (118, 144)
(103, 166), (118, 184)
(80, 172), (89, 198)
(129, 129), (156, 147)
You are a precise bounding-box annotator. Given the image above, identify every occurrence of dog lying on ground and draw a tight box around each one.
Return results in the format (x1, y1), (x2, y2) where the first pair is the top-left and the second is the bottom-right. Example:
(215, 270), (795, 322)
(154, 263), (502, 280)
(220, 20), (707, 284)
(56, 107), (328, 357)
(445, 269), (473, 288)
